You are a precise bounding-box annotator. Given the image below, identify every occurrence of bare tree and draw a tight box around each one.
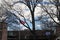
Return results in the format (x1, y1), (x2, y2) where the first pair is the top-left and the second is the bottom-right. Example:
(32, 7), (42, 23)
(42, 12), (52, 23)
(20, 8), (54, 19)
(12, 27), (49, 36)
(1, 0), (42, 39)
(0, 0), (59, 40)
(41, 0), (60, 26)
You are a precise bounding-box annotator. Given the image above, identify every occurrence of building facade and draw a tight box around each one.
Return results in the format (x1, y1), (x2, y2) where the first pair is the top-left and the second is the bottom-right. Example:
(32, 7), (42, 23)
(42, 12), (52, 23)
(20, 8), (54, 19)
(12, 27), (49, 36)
(8, 30), (55, 40)
(0, 22), (7, 40)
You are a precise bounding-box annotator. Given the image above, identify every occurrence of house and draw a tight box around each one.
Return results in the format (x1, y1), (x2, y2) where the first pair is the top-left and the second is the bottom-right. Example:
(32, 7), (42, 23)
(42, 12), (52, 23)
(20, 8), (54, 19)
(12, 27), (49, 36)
(8, 30), (55, 40)
(0, 22), (58, 40)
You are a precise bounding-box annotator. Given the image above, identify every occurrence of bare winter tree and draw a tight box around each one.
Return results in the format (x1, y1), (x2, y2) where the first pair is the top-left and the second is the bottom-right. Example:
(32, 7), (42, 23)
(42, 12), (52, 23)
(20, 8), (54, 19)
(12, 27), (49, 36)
(0, 0), (59, 40)
(1, 0), (43, 40)
(41, 0), (60, 26)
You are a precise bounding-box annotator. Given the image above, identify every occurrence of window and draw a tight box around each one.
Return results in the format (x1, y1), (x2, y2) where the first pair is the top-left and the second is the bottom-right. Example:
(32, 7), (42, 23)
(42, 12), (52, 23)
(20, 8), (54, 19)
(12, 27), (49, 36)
(8, 32), (14, 36)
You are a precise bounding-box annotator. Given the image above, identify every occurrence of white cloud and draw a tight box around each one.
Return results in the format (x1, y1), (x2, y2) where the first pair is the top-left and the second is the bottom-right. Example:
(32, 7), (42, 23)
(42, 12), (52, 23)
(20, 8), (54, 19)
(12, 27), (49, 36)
(0, 0), (2, 4)
(54, 18), (59, 23)
(35, 7), (42, 17)
(13, 3), (27, 10)
(43, 0), (50, 2)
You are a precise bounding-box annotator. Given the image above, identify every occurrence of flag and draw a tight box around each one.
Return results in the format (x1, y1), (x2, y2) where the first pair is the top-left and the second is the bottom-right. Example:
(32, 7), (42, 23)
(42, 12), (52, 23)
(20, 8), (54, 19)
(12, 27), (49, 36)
(20, 20), (25, 24)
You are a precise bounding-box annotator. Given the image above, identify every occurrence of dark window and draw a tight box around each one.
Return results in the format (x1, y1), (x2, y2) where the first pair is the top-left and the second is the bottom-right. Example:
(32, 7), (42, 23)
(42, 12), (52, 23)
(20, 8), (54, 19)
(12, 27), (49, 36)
(8, 32), (14, 36)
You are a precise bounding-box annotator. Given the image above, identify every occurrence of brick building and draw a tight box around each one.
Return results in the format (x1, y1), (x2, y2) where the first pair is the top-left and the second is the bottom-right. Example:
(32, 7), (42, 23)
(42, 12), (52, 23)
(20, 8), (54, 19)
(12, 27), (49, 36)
(0, 22), (7, 40)
(8, 30), (56, 40)
(56, 25), (60, 40)
(0, 22), (59, 40)
(56, 26), (60, 36)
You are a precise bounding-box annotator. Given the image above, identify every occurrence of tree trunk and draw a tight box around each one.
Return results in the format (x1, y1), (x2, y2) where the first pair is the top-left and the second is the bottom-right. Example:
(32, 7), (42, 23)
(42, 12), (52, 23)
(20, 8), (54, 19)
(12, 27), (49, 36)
(27, 1), (36, 39)
(31, 9), (36, 40)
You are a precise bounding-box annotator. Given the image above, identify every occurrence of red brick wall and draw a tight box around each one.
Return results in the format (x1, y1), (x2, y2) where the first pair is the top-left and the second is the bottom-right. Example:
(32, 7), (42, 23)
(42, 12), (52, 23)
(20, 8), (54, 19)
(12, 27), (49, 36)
(1, 22), (7, 40)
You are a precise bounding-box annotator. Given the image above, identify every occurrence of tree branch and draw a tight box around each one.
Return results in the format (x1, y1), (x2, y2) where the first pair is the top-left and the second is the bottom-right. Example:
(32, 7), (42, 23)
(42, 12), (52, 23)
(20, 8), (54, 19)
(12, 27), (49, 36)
(42, 5), (60, 25)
